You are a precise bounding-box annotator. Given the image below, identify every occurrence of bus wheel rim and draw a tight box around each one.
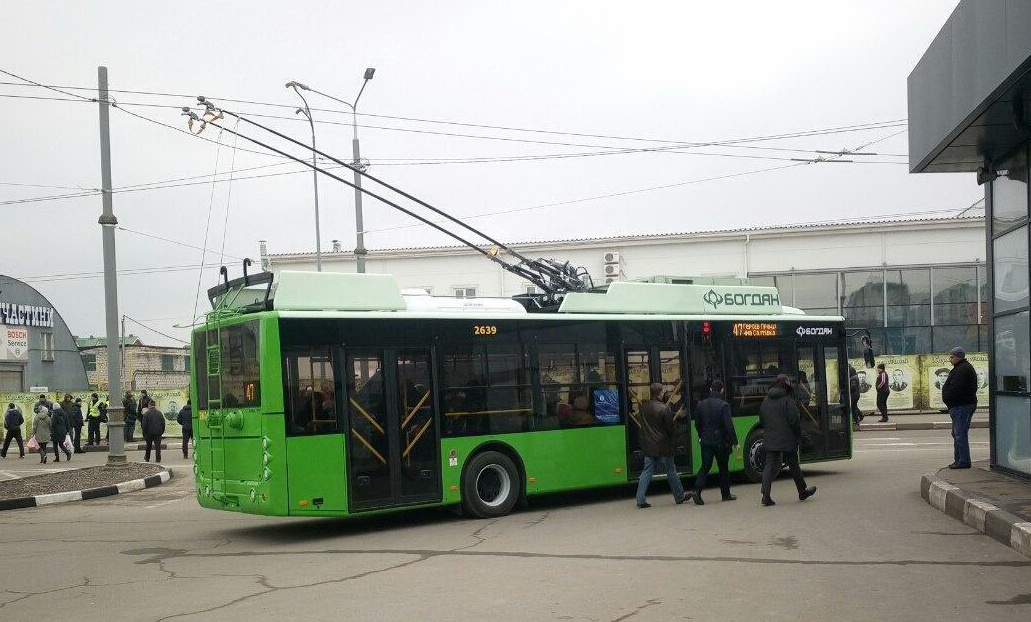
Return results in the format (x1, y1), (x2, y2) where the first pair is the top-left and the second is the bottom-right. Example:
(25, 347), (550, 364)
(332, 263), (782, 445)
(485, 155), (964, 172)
(749, 440), (764, 473)
(476, 464), (511, 508)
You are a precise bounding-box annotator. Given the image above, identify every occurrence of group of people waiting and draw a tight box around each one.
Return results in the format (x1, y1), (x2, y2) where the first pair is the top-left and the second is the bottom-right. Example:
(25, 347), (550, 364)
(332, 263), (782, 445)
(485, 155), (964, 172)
(636, 375), (817, 508)
(1, 392), (194, 464)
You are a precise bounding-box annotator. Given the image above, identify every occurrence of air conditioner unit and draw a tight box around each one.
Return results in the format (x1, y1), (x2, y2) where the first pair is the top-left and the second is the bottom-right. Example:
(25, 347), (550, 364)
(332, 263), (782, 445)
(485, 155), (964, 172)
(605, 276), (619, 284)
(603, 251), (620, 264)
(603, 264), (621, 276)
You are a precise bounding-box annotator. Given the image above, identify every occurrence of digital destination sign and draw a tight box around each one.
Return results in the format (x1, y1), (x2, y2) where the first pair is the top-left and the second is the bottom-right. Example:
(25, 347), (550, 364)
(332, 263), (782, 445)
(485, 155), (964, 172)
(731, 322), (779, 338)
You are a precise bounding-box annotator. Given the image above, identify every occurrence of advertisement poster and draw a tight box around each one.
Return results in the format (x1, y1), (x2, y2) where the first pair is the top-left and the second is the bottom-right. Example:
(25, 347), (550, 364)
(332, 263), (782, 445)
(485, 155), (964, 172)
(849, 358), (878, 413)
(926, 352), (988, 409)
(848, 356), (917, 412)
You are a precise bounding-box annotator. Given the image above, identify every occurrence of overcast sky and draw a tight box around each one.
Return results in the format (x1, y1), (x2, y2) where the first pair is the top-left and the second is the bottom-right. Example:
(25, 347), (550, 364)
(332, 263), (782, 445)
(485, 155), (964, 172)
(0, 1), (974, 346)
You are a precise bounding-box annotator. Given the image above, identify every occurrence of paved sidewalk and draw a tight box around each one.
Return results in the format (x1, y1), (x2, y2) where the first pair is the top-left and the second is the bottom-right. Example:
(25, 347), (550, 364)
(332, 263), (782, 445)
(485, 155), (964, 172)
(922, 461), (1031, 558)
(856, 410), (989, 432)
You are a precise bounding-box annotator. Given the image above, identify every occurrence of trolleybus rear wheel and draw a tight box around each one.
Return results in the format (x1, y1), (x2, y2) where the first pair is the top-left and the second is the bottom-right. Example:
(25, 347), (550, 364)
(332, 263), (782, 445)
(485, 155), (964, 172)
(462, 451), (521, 518)
(743, 430), (765, 484)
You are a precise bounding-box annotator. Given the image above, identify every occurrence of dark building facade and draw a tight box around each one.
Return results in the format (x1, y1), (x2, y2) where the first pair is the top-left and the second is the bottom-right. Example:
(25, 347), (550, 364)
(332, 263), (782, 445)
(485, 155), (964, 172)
(909, 0), (1031, 477)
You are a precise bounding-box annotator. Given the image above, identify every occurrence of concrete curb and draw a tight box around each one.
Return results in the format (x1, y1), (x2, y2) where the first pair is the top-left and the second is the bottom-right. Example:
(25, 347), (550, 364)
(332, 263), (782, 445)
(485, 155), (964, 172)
(920, 473), (1031, 559)
(0, 468), (173, 512)
(858, 421), (989, 432)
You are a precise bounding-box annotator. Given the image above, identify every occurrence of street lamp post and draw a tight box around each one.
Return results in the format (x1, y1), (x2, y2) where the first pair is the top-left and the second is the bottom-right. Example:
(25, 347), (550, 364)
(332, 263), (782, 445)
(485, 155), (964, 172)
(285, 82), (322, 272)
(287, 69), (376, 273)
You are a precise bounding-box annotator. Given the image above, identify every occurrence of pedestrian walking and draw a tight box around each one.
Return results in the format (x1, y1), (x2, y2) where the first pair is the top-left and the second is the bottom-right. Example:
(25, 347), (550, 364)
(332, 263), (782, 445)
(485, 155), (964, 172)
(848, 364), (863, 428)
(635, 383), (692, 508)
(2, 403), (25, 459)
(691, 380), (737, 504)
(86, 393), (103, 446)
(49, 401), (72, 462)
(758, 375), (817, 506)
(70, 398), (84, 453)
(140, 399), (165, 463)
(875, 363), (890, 422)
(177, 399), (193, 459)
(942, 346), (978, 469)
(32, 406), (52, 464)
(123, 391), (138, 442)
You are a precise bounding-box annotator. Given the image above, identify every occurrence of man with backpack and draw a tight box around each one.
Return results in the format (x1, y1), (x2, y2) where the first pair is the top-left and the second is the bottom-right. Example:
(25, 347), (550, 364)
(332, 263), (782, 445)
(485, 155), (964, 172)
(2, 403), (25, 458)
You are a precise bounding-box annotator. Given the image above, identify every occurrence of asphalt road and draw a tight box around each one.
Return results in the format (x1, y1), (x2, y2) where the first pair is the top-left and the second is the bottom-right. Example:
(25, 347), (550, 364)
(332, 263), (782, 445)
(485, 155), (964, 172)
(1, 429), (1028, 622)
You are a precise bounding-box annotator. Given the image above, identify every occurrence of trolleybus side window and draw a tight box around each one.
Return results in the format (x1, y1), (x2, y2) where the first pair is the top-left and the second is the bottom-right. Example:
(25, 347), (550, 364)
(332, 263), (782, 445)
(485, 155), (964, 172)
(538, 343), (621, 428)
(193, 331), (208, 409)
(727, 339), (788, 417)
(283, 347), (337, 435)
(219, 322), (261, 408)
(441, 344), (532, 436)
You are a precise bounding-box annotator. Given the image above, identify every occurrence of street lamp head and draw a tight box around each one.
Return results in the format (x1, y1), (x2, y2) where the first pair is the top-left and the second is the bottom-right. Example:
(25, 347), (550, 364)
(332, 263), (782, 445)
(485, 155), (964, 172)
(363, 68), (376, 81)
(285, 81), (310, 90)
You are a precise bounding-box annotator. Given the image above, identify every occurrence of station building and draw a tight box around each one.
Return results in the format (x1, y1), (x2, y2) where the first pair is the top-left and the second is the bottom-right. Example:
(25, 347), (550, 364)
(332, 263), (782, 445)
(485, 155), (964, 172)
(0, 274), (88, 393)
(264, 213), (987, 414)
(909, 0), (1031, 477)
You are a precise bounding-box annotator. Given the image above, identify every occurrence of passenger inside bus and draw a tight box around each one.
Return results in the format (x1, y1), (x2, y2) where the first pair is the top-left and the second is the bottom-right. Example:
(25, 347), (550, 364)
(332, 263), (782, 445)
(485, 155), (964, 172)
(558, 392), (594, 426)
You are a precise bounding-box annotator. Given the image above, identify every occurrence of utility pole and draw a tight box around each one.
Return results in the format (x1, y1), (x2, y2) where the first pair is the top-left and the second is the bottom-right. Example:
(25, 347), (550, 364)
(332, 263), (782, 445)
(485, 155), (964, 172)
(97, 66), (125, 465)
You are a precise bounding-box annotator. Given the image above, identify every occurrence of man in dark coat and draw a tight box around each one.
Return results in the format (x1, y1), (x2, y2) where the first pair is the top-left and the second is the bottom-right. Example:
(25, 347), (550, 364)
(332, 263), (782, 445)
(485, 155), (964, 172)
(123, 391), (138, 442)
(70, 398), (84, 453)
(140, 399), (166, 463)
(2, 403), (25, 458)
(942, 346), (978, 469)
(691, 380), (738, 504)
(49, 402), (72, 462)
(758, 375), (817, 506)
(634, 383), (692, 508)
(176, 400), (193, 459)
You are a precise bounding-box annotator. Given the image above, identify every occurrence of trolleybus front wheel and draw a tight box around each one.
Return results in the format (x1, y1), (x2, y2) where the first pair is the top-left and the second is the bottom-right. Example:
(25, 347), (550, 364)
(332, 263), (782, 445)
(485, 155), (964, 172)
(743, 430), (765, 484)
(462, 451), (521, 519)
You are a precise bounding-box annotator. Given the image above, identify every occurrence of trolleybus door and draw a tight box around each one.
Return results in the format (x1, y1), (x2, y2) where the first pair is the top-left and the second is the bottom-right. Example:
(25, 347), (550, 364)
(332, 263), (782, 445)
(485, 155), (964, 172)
(623, 347), (691, 477)
(795, 344), (850, 462)
(346, 349), (441, 511)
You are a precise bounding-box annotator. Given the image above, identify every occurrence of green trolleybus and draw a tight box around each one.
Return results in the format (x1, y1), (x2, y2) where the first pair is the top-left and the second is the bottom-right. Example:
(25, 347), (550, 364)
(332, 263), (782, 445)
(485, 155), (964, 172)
(190, 270), (851, 518)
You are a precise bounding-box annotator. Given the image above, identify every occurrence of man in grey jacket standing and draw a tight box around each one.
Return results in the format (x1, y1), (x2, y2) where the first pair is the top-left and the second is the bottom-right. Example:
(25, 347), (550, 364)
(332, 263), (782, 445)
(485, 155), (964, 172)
(759, 375), (817, 507)
(634, 383), (692, 508)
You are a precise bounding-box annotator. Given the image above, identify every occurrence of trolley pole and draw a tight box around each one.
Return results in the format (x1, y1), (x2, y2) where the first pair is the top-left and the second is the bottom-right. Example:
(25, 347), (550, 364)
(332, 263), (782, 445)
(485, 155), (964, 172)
(97, 66), (125, 466)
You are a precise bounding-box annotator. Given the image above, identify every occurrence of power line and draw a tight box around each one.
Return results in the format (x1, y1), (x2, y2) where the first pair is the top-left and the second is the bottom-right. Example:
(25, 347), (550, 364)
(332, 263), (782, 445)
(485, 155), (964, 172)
(0, 79), (908, 152)
(18, 263), (223, 283)
(117, 226), (245, 260)
(123, 315), (189, 345)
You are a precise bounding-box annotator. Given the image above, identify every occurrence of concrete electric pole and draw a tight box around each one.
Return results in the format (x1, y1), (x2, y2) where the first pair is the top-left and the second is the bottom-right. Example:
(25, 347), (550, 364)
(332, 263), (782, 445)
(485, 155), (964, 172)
(97, 66), (125, 466)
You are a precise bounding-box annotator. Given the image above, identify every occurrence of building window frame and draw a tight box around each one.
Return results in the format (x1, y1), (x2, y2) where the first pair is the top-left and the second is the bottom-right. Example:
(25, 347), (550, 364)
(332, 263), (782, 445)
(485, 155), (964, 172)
(40, 330), (55, 362)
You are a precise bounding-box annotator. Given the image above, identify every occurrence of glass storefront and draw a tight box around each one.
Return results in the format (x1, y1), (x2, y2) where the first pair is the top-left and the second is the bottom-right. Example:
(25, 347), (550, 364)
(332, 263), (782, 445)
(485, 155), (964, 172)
(752, 265), (987, 357)
(989, 149), (1031, 476)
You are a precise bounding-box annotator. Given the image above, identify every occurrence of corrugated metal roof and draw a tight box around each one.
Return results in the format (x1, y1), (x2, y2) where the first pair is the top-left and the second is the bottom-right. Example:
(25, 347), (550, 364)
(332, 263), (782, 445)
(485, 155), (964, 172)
(267, 213), (985, 257)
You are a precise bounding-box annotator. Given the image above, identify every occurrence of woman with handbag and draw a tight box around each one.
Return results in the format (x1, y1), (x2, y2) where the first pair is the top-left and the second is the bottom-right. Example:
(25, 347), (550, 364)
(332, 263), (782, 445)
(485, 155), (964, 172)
(32, 406), (52, 464)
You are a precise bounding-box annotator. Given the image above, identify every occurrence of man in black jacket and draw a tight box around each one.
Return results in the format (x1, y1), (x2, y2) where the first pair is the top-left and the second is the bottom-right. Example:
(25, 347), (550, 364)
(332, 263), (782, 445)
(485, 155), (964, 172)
(942, 346), (978, 469)
(2, 403), (25, 458)
(691, 380), (738, 504)
(759, 375), (817, 507)
(634, 383), (692, 508)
